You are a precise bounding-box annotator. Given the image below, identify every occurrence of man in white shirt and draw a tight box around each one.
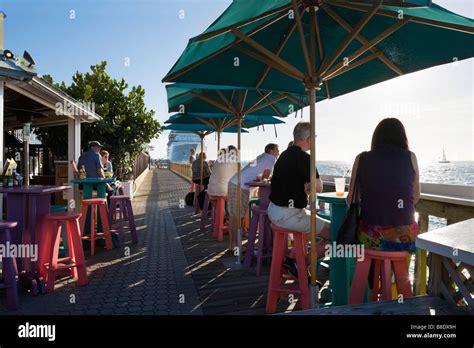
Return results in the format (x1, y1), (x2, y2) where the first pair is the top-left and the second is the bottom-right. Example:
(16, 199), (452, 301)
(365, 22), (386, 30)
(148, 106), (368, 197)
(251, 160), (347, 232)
(226, 143), (280, 252)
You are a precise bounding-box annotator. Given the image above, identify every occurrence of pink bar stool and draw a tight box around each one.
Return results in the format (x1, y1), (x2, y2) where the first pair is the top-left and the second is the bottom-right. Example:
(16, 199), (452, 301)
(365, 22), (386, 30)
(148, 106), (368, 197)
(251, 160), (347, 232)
(80, 198), (113, 256)
(243, 206), (273, 276)
(349, 249), (413, 304)
(42, 212), (88, 292)
(266, 224), (310, 314)
(0, 221), (19, 310)
(108, 195), (138, 246)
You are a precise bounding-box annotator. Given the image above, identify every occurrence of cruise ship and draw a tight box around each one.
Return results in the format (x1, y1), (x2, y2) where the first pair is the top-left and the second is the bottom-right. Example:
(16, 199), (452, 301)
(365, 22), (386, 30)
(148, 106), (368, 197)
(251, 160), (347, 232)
(166, 131), (204, 163)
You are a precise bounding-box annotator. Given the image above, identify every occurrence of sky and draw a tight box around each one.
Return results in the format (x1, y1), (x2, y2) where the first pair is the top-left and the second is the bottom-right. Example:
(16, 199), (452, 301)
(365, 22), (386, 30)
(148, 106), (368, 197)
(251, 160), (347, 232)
(2, 0), (473, 164)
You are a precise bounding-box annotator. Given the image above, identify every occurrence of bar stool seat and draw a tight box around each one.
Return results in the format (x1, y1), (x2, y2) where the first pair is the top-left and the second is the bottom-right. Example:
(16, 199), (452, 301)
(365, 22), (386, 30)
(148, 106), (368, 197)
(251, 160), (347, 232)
(42, 213), (88, 292)
(0, 221), (17, 229)
(349, 249), (413, 304)
(0, 221), (19, 310)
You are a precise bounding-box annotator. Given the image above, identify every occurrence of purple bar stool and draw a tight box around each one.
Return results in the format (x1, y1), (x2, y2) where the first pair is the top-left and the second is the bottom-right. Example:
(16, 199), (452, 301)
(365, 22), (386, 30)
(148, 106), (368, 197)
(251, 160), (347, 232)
(0, 221), (19, 310)
(193, 184), (202, 214)
(200, 191), (214, 232)
(108, 196), (138, 246)
(243, 206), (273, 276)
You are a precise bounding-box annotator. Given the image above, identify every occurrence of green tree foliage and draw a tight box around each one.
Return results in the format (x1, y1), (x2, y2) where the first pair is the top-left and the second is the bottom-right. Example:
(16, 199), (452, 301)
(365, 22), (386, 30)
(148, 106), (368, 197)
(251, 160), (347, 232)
(36, 62), (162, 179)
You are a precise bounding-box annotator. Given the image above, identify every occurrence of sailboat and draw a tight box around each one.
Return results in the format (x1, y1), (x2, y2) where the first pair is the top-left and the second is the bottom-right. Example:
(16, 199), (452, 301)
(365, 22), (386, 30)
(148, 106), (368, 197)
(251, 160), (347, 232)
(439, 149), (450, 163)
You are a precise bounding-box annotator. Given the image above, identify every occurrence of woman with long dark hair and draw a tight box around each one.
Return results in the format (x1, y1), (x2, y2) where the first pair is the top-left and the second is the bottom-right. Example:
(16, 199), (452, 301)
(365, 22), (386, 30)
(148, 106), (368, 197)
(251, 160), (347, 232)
(347, 118), (421, 252)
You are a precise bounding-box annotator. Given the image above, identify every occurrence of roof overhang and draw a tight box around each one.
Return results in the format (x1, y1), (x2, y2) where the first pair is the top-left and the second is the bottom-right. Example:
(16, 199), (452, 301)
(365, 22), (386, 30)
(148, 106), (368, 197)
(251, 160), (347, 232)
(3, 75), (101, 129)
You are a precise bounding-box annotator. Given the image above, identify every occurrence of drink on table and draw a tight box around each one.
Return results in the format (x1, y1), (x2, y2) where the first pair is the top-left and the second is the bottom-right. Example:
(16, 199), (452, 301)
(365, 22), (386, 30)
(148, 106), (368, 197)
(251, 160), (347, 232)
(334, 177), (345, 197)
(79, 166), (87, 179)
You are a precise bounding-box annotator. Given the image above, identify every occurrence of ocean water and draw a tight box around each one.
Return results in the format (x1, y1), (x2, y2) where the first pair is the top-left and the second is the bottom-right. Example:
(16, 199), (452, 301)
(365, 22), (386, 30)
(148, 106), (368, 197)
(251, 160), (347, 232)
(318, 161), (474, 186)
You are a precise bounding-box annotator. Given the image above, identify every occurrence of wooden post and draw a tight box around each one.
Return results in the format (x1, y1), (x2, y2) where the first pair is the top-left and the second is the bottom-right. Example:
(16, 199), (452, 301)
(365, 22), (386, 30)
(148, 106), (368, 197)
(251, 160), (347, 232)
(199, 134), (204, 189)
(414, 213), (429, 295)
(0, 80), (3, 220)
(307, 83), (318, 308)
(67, 117), (81, 211)
(236, 115), (242, 262)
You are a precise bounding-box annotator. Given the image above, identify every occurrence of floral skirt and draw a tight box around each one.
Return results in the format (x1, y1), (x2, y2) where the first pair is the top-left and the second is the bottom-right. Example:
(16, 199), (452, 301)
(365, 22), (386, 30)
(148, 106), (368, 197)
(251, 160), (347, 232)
(358, 220), (420, 253)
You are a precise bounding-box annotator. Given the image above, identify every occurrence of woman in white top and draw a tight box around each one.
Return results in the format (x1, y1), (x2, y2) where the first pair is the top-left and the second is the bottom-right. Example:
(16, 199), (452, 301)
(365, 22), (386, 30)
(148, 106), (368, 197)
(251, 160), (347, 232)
(207, 145), (239, 198)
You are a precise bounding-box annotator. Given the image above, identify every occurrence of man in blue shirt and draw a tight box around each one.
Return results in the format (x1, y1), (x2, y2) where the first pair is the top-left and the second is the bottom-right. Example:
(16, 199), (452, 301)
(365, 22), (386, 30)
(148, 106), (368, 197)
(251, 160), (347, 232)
(78, 141), (105, 178)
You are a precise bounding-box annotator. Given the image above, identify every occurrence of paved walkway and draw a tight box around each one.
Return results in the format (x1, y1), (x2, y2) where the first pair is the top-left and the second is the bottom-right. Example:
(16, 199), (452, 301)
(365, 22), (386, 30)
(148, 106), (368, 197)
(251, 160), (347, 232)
(0, 169), (202, 315)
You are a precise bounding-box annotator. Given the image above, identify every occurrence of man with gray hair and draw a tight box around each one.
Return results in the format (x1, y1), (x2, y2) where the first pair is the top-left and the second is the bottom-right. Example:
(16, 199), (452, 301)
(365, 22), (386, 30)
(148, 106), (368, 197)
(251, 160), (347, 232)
(268, 121), (330, 279)
(227, 143), (280, 252)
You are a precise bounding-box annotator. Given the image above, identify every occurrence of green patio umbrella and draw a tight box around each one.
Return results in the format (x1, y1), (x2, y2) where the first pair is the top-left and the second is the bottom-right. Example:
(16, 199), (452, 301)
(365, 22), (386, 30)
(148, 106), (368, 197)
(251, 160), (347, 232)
(166, 83), (305, 261)
(163, 0), (474, 305)
(165, 112), (285, 151)
(164, 122), (248, 190)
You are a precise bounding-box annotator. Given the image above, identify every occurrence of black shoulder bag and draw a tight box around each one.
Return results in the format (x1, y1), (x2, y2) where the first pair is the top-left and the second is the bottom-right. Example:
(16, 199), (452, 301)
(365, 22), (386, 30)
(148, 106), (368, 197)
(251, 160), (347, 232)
(336, 152), (365, 245)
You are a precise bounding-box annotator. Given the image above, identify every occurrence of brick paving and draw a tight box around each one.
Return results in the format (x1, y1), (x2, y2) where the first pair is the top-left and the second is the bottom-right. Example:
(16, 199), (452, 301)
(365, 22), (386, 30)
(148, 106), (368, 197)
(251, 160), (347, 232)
(0, 169), (202, 315)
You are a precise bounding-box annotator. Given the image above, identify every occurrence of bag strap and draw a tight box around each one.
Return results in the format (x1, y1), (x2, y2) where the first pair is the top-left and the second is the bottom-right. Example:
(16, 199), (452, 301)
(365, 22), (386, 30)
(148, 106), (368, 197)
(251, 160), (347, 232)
(351, 151), (366, 205)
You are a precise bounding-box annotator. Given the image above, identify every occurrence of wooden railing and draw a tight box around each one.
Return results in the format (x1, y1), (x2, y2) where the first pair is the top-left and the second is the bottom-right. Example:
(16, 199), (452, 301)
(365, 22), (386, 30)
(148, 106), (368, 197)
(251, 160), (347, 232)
(132, 151), (150, 180)
(169, 162), (192, 181)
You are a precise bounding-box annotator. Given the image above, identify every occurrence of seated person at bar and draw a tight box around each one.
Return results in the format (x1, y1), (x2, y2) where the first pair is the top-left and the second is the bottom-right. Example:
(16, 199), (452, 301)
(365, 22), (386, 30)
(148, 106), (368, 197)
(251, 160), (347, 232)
(346, 118), (420, 253)
(207, 145), (238, 198)
(192, 152), (211, 189)
(78, 141), (104, 179)
(227, 143), (280, 252)
(268, 121), (330, 278)
(100, 150), (114, 176)
(77, 141), (114, 201)
(100, 149), (115, 196)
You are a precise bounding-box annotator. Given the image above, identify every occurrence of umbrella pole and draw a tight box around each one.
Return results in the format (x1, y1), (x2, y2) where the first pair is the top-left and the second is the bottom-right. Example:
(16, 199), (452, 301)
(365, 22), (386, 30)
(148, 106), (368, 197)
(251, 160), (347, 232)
(308, 85), (318, 308)
(200, 134), (204, 190)
(236, 116), (242, 263)
(217, 131), (221, 154)
(23, 132), (30, 186)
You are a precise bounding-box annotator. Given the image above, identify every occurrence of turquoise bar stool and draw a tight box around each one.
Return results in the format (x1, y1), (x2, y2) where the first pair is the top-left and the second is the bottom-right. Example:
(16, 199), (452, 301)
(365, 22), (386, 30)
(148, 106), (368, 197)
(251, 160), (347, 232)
(317, 192), (353, 306)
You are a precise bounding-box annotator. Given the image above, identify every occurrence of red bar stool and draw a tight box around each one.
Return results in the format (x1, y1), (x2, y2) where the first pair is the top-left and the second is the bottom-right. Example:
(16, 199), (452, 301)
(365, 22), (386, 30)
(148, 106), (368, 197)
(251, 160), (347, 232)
(42, 212), (88, 292)
(190, 182), (195, 193)
(243, 206), (273, 276)
(80, 198), (113, 256)
(212, 196), (226, 242)
(349, 249), (413, 304)
(0, 221), (19, 309)
(108, 195), (138, 246)
(266, 224), (310, 314)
